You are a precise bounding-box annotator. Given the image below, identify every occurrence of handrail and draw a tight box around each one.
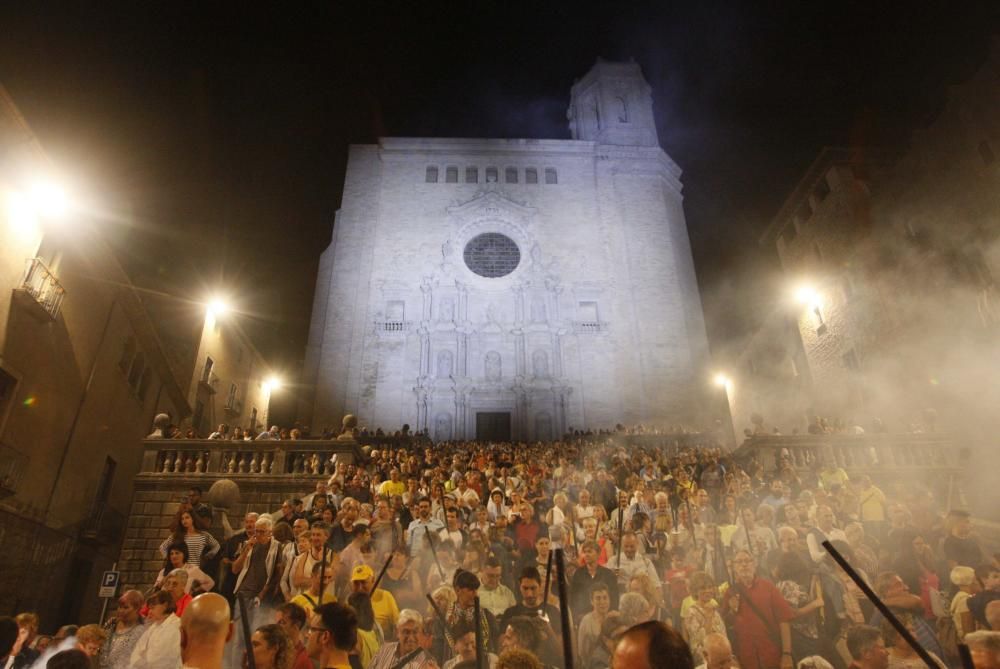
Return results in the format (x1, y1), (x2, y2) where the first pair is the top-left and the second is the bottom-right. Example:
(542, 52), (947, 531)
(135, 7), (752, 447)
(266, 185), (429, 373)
(21, 257), (66, 319)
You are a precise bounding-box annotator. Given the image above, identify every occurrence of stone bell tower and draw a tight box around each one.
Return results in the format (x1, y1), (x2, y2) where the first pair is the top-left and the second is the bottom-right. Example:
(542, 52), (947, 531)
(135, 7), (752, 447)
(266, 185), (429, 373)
(567, 58), (660, 147)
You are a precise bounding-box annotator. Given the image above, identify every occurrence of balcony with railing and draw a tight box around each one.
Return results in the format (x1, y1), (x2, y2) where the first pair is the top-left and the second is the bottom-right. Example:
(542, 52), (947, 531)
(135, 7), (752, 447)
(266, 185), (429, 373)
(0, 441), (28, 500)
(18, 257), (66, 320)
(572, 320), (607, 334)
(373, 320), (412, 335)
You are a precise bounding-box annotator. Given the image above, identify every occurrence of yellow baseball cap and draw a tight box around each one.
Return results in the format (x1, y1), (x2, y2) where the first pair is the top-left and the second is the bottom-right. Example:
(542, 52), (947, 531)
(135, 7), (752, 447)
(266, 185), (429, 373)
(351, 564), (374, 581)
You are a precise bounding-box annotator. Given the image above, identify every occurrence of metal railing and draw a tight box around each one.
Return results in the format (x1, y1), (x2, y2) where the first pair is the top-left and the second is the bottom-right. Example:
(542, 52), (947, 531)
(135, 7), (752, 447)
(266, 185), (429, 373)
(572, 321), (606, 334)
(374, 320), (411, 333)
(21, 258), (66, 319)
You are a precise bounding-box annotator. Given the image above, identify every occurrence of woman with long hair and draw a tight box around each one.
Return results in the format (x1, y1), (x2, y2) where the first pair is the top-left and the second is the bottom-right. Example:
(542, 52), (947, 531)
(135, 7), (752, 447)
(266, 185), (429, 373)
(158, 509), (220, 568)
(249, 624), (294, 669)
(153, 541), (214, 594)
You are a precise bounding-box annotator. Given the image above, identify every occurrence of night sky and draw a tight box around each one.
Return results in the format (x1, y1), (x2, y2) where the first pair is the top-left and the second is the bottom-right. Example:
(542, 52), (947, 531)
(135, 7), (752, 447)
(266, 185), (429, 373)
(1, 2), (996, 422)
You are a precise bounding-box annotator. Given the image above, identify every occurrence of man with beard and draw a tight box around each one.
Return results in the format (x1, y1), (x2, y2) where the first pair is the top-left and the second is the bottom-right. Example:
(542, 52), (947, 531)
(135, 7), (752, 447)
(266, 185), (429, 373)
(498, 567), (559, 632)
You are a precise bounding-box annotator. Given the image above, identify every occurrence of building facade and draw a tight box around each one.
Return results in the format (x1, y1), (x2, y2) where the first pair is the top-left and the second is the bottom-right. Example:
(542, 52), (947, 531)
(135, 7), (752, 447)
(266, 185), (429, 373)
(0, 85), (190, 626)
(741, 42), (1000, 436)
(187, 309), (274, 437)
(302, 60), (711, 440)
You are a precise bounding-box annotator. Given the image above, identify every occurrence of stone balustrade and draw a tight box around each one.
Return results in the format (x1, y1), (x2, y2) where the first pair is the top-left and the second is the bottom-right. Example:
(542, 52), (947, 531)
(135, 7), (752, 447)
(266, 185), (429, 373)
(734, 432), (963, 475)
(139, 438), (367, 478)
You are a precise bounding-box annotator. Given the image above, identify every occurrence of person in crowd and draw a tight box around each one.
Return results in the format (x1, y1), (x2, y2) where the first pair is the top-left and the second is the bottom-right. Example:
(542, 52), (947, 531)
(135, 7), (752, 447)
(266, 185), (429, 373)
(11, 613), (38, 669)
(232, 516), (285, 610)
(613, 531), (660, 588)
(845, 625), (889, 669)
(1, 617), (21, 669)
(98, 590), (145, 669)
(570, 540), (620, 621)
(722, 549), (795, 669)
(869, 572), (946, 661)
(951, 565), (982, 640)
(180, 593), (232, 669)
(154, 541), (214, 594)
(46, 650), (91, 669)
(964, 631), (1000, 669)
(129, 591), (182, 669)
(478, 557), (516, 619)
(732, 507), (778, 558)
(348, 563), (399, 638)
(694, 632), (736, 669)
(805, 505), (846, 564)
(499, 567), (559, 631)
(943, 510), (984, 570)
(878, 620), (945, 669)
(434, 570), (498, 662)
(221, 512), (259, 604)
(290, 563), (337, 618)
(275, 603), (314, 669)
(969, 564), (1000, 630)
(73, 625), (106, 659)
(159, 508), (220, 569)
(577, 582), (613, 660)
(987, 600), (1000, 632)
(612, 619), (695, 669)
(249, 624), (294, 669)
(160, 570), (194, 617)
(346, 593), (381, 667)
(443, 620), (499, 669)
(683, 571), (728, 660)
(367, 609), (436, 669)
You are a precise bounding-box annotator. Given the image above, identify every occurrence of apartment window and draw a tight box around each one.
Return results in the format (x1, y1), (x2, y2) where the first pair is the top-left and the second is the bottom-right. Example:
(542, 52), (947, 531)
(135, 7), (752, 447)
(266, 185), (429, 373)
(91, 456), (117, 517)
(465, 167), (478, 183)
(127, 353), (145, 390)
(486, 167), (498, 183)
(201, 356), (214, 384)
(118, 337), (136, 373)
(227, 382), (238, 408)
(978, 140), (995, 166)
(138, 367), (152, 401)
(544, 168), (558, 184)
(425, 166), (439, 183)
(505, 167), (518, 184)
(525, 168), (538, 184)
(445, 166), (458, 183)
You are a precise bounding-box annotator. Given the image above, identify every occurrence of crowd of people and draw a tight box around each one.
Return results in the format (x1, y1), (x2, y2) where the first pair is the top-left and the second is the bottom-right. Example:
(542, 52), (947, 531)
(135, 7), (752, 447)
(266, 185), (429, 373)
(4, 432), (1000, 669)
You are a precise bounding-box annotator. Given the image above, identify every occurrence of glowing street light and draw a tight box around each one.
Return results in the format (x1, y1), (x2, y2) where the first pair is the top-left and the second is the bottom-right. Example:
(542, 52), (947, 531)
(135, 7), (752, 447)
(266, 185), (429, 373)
(263, 376), (282, 394)
(28, 180), (70, 218)
(206, 298), (229, 319)
(713, 373), (731, 388)
(794, 284), (822, 310)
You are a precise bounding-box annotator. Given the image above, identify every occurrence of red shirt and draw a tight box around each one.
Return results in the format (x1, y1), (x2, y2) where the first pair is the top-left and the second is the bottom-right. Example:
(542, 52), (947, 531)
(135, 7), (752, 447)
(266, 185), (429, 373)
(723, 577), (794, 669)
(174, 593), (193, 617)
(293, 643), (312, 669)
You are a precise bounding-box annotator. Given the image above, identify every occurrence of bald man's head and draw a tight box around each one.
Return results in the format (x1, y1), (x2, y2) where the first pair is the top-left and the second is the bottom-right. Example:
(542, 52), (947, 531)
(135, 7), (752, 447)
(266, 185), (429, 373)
(180, 593), (232, 661)
(701, 633), (734, 669)
(612, 621), (693, 669)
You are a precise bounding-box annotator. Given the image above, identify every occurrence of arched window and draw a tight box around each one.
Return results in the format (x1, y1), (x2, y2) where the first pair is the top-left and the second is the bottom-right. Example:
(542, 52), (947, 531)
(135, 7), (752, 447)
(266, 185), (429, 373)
(544, 168), (558, 185)
(525, 168), (538, 184)
(485, 167), (498, 183)
(465, 166), (479, 183)
(425, 166), (439, 183)
(505, 167), (518, 184)
(616, 96), (629, 123)
(445, 166), (458, 183)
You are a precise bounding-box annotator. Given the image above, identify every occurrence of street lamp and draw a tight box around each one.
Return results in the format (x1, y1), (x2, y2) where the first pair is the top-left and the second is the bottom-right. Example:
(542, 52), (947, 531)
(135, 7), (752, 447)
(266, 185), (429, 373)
(713, 373), (731, 389)
(206, 298), (229, 319)
(263, 376), (282, 394)
(794, 284), (822, 311)
(29, 180), (70, 218)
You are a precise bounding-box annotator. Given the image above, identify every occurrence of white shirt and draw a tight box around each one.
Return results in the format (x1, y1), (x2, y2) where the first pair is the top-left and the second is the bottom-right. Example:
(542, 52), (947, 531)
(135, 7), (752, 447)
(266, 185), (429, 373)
(130, 615), (182, 669)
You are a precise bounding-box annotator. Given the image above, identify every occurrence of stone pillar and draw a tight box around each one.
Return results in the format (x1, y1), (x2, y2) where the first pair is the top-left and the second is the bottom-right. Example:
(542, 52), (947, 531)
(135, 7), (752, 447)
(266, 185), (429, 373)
(514, 329), (526, 378)
(420, 279), (432, 321)
(552, 333), (564, 377)
(419, 327), (430, 377)
(457, 329), (469, 377)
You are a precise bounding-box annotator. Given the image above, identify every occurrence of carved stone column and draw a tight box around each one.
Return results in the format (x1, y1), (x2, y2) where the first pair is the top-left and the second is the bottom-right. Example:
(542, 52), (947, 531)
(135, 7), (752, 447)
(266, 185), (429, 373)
(420, 279), (432, 321)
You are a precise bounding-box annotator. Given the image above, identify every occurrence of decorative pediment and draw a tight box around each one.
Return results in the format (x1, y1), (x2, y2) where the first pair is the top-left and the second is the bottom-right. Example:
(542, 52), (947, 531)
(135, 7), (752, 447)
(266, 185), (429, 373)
(447, 183), (536, 225)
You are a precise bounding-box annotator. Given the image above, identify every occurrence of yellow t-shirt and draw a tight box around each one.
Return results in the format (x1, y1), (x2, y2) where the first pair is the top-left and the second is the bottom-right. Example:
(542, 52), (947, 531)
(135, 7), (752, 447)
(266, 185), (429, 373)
(371, 589), (400, 634)
(289, 591), (336, 618)
(378, 480), (407, 497)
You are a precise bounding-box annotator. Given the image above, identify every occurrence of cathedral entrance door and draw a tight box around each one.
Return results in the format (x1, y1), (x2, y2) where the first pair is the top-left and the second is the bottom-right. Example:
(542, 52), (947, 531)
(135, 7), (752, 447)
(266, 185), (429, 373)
(475, 412), (511, 442)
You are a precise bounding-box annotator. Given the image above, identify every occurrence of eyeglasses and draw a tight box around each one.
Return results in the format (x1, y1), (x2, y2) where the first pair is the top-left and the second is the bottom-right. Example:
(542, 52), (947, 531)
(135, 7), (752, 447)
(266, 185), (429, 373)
(308, 626), (328, 634)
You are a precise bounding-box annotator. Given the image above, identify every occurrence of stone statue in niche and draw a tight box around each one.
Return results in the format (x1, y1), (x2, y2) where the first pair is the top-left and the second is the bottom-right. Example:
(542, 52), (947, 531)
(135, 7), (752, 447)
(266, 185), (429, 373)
(532, 350), (549, 378)
(439, 297), (455, 322)
(435, 412), (452, 441)
(436, 350), (454, 378)
(530, 297), (546, 323)
(485, 351), (502, 381)
(441, 239), (453, 263)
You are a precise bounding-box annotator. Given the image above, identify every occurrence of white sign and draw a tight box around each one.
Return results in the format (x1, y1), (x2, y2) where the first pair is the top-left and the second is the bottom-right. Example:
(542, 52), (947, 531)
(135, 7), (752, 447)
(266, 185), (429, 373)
(99, 570), (120, 599)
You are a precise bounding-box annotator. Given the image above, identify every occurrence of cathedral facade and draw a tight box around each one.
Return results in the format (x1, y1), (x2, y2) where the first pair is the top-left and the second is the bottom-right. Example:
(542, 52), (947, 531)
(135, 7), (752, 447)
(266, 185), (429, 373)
(302, 60), (710, 441)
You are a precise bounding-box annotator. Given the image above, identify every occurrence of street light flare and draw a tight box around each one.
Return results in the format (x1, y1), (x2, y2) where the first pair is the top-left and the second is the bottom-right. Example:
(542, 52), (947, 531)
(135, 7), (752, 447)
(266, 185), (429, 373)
(713, 373), (731, 388)
(264, 376), (282, 393)
(29, 180), (70, 218)
(794, 284), (822, 309)
(206, 298), (229, 318)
